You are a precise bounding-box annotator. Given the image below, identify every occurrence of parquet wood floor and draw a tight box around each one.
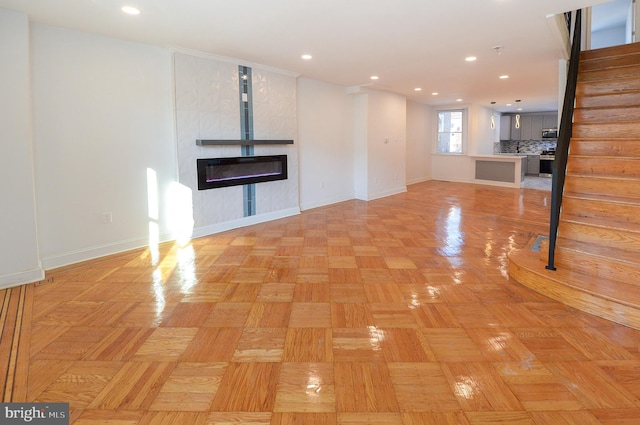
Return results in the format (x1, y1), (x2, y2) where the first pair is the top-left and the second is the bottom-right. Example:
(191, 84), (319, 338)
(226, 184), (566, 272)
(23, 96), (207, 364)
(4, 180), (640, 424)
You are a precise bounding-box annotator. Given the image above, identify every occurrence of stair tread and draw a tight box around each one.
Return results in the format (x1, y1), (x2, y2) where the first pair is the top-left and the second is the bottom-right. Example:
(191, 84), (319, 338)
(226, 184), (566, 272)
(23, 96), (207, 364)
(570, 155), (640, 160)
(560, 216), (640, 234)
(577, 74), (640, 88)
(510, 249), (640, 311)
(567, 172), (640, 181)
(554, 238), (640, 266)
(580, 42), (640, 61)
(576, 88), (640, 95)
(573, 112), (640, 126)
(574, 105), (640, 115)
(577, 66), (640, 83)
(578, 63), (640, 75)
(579, 57), (640, 72)
(564, 192), (640, 206)
(580, 62), (640, 73)
(572, 137), (640, 141)
(574, 119), (640, 124)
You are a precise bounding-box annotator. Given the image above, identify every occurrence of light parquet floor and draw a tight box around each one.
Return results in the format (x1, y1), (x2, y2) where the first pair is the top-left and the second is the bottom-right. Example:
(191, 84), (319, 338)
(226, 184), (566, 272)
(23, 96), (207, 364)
(4, 180), (640, 424)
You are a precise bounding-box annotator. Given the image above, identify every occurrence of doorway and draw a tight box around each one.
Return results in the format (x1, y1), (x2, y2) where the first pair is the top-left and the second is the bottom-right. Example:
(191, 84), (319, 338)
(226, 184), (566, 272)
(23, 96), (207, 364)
(590, 0), (635, 48)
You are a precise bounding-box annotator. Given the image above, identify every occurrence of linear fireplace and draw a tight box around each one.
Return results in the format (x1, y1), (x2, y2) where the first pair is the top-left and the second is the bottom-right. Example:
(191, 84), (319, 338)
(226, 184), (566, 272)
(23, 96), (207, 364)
(197, 155), (288, 190)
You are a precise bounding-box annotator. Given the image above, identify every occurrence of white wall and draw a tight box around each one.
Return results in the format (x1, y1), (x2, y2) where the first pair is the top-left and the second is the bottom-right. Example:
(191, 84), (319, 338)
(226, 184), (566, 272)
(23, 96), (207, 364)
(406, 100), (433, 184)
(297, 78), (354, 211)
(0, 9), (43, 287)
(31, 25), (177, 269)
(353, 90), (407, 201)
(352, 94), (369, 200)
(469, 104), (500, 155)
(592, 25), (627, 49)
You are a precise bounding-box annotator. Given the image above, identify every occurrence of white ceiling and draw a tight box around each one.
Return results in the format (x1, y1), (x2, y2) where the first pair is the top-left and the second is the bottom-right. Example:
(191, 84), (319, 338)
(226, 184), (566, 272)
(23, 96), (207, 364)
(0, 0), (615, 113)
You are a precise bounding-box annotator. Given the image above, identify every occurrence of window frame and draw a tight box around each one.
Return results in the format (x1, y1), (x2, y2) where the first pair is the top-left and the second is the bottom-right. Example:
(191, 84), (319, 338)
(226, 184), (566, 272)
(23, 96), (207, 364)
(435, 108), (468, 155)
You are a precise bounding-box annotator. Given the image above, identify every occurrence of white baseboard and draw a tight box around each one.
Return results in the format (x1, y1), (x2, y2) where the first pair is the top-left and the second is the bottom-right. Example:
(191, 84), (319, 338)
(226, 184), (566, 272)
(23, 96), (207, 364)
(39, 208), (301, 272)
(300, 194), (354, 212)
(191, 207), (301, 239)
(0, 267), (45, 290)
(407, 176), (432, 185)
(40, 235), (171, 271)
(39, 208), (300, 270)
(361, 185), (407, 201)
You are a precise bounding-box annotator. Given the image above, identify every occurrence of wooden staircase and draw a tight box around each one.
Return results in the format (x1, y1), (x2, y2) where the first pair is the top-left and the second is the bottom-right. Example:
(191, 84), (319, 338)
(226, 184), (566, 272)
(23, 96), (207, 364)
(509, 42), (640, 329)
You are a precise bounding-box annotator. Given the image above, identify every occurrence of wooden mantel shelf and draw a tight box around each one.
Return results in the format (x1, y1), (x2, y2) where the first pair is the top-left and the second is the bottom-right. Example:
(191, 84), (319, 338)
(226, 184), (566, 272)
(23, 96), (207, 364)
(196, 139), (294, 146)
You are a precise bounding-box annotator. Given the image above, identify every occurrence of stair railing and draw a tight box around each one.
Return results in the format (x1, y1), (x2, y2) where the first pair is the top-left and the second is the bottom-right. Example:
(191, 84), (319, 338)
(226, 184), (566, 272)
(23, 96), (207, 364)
(547, 9), (582, 271)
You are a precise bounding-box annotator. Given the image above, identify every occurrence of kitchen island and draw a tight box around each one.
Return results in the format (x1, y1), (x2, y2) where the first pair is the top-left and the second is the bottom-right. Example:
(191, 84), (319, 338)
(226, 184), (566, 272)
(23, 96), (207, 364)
(471, 155), (527, 188)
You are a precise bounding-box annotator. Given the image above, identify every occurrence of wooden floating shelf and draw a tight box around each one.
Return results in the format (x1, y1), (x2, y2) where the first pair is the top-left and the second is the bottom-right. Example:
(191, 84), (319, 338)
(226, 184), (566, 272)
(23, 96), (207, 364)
(196, 139), (294, 146)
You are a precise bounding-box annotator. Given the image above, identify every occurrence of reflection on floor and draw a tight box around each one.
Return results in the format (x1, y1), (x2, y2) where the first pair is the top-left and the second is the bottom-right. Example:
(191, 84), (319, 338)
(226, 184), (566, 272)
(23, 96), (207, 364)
(523, 175), (552, 190)
(7, 181), (640, 424)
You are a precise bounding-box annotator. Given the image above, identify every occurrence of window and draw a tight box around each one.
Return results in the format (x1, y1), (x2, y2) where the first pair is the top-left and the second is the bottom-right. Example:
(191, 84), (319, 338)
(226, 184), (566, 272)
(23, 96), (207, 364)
(437, 109), (465, 154)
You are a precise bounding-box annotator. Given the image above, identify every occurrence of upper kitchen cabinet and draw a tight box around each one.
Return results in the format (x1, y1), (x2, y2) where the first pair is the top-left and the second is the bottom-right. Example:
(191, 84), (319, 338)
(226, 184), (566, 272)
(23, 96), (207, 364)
(543, 114), (558, 129)
(500, 115), (511, 140)
(521, 115), (543, 140)
(501, 112), (557, 140)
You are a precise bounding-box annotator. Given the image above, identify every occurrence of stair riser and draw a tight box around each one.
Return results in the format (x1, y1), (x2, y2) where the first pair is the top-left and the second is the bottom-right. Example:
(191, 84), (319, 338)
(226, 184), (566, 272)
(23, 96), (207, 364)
(508, 252), (640, 329)
(576, 92), (640, 108)
(578, 65), (640, 83)
(558, 221), (640, 252)
(540, 244), (640, 283)
(572, 122), (640, 138)
(567, 157), (640, 177)
(577, 78), (640, 96)
(562, 197), (640, 227)
(570, 140), (640, 157)
(565, 176), (640, 199)
(579, 54), (640, 72)
(581, 43), (640, 61)
(573, 106), (640, 122)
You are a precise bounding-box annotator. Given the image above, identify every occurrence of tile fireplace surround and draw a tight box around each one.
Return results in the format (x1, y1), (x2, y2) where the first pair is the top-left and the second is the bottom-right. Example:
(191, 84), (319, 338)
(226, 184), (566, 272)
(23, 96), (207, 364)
(173, 52), (299, 236)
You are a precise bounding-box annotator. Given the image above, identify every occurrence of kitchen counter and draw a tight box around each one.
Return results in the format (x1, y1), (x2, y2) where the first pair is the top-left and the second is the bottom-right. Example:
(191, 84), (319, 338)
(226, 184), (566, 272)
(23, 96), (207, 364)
(471, 155), (527, 188)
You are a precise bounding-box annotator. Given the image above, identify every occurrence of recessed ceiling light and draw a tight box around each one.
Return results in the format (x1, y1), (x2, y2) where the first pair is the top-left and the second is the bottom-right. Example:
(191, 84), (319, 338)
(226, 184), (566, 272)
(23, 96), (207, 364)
(370, 75), (379, 80)
(301, 54), (312, 60)
(456, 98), (463, 102)
(499, 75), (509, 79)
(121, 6), (141, 15)
(414, 88), (422, 91)
(432, 92), (439, 96)
(506, 103), (512, 106)
(465, 56), (477, 62)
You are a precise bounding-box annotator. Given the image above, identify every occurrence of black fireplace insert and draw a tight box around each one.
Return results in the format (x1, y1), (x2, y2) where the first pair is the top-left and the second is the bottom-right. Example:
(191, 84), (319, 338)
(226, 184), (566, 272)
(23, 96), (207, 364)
(197, 155), (288, 190)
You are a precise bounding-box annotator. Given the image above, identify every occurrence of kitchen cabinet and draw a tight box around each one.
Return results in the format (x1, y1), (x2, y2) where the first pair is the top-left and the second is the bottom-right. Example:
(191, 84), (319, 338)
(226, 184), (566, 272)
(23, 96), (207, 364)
(499, 115), (511, 140)
(501, 112), (558, 140)
(527, 155), (540, 175)
(520, 116), (532, 140)
(521, 115), (543, 140)
(543, 114), (558, 129)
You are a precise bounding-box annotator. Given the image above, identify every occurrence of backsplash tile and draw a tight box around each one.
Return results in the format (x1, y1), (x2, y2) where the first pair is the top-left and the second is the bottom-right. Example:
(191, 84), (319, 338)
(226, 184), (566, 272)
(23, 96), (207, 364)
(499, 139), (557, 154)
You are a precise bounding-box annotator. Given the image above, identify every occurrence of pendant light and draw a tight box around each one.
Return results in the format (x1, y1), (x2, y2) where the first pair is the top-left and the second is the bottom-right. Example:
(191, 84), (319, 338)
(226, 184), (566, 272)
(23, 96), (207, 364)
(490, 102), (496, 129)
(515, 100), (521, 129)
